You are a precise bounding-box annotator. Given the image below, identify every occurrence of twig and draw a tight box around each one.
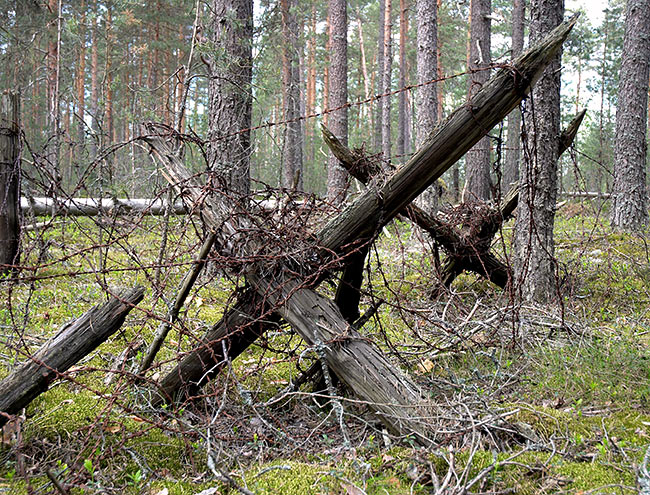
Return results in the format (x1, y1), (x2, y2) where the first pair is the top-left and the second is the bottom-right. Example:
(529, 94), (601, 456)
(45, 469), (69, 495)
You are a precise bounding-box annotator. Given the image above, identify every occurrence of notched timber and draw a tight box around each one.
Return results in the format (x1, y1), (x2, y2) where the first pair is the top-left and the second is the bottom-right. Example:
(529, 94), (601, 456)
(147, 18), (579, 434)
(0, 286), (144, 427)
(317, 15), (578, 257)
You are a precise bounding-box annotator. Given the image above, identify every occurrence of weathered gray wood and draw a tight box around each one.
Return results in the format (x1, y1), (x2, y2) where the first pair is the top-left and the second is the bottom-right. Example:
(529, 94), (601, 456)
(0, 91), (20, 274)
(0, 286), (144, 427)
(248, 270), (436, 444)
(21, 197), (188, 217)
(316, 16), (577, 256)
(151, 289), (279, 405)
(147, 17), (577, 430)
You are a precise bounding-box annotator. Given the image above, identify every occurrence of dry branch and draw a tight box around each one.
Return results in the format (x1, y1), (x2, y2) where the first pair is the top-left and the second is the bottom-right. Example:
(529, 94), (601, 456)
(0, 286), (145, 427)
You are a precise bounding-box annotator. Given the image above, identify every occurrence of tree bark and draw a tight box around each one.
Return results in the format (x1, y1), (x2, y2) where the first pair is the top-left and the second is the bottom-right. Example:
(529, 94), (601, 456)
(381, 0), (393, 162)
(0, 91), (20, 274)
(503, 0), (525, 190)
(611, 0), (650, 230)
(396, 0), (410, 160)
(281, 0), (304, 191)
(206, 0), (253, 197)
(374, 0), (386, 152)
(326, 0), (348, 204)
(0, 286), (144, 428)
(76, 0), (86, 146)
(415, 0), (439, 213)
(463, 0), (492, 201)
(514, 0), (564, 302)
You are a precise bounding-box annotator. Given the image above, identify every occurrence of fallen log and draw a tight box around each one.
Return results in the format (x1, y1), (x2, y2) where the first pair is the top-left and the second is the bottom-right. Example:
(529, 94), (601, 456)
(19, 197), (301, 218)
(146, 16), (577, 438)
(0, 286), (144, 428)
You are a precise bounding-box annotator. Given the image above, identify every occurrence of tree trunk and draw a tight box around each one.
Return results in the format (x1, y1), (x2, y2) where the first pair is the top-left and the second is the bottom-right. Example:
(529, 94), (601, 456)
(76, 0), (86, 146)
(0, 286), (144, 428)
(306, 4), (317, 163)
(463, 0), (492, 201)
(206, 0), (253, 197)
(415, 0), (439, 213)
(0, 92), (20, 274)
(611, 0), (650, 230)
(503, 0), (525, 191)
(281, 0), (304, 191)
(326, 0), (348, 204)
(381, 0), (393, 163)
(514, 0), (564, 302)
(374, 0), (386, 152)
(396, 0), (410, 159)
(90, 5), (99, 158)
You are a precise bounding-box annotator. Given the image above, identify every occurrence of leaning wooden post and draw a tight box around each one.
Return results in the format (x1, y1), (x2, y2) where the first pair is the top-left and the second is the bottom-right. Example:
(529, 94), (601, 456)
(0, 91), (21, 274)
(0, 286), (145, 427)
(149, 16), (578, 410)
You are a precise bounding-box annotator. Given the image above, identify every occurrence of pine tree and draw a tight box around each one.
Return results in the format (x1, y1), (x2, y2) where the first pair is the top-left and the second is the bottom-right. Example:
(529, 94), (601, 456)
(326, 0), (349, 204)
(206, 0), (253, 196)
(514, 0), (564, 302)
(463, 0), (492, 201)
(611, 0), (650, 230)
(503, 0), (525, 191)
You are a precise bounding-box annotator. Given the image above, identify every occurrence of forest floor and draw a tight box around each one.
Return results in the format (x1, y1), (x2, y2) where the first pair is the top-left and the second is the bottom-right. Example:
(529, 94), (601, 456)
(0, 198), (649, 494)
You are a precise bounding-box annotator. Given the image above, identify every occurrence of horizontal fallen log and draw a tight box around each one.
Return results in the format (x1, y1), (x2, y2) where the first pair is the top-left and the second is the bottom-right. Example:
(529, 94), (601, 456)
(0, 286), (144, 427)
(559, 191), (611, 199)
(20, 197), (300, 218)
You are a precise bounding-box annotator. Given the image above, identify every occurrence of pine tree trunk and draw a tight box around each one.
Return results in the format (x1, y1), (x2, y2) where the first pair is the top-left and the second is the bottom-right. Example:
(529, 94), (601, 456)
(503, 0), (525, 191)
(374, 0), (386, 152)
(306, 4), (317, 162)
(381, 0), (393, 162)
(206, 0), (253, 196)
(415, 0), (439, 212)
(396, 0), (409, 159)
(281, 0), (304, 190)
(0, 92), (20, 274)
(463, 0), (492, 201)
(76, 0), (86, 146)
(611, 0), (650, 230)
(514, 0), (564, 302)
(90, 5), (99, 159)
(326, 0), (348, 204)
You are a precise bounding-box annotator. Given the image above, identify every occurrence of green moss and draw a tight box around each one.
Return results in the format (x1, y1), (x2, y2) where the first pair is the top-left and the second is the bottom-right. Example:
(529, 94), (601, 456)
(555, 460), (634, 491)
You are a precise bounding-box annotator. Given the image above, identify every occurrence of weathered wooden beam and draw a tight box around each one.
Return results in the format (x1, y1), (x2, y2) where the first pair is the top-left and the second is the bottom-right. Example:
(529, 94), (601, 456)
(248, 270), (436, 444)
(20, 197), (295, 217)
(147, 17), (578, 414)
(317, 16), (577, 257)
(0, 286), (144, 427)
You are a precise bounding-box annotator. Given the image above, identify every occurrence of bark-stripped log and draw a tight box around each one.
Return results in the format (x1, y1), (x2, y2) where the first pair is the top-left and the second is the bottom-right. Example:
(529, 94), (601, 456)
(146, 17), (577, 433)
(316, 16), (577, 257)
(0, 286), (144, 428)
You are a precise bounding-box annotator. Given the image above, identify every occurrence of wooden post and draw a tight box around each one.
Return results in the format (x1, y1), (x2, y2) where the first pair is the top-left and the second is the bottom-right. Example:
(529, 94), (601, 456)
(0, 91), (20, 274)
(0, 286), (145, 427)
(147, 17), (578, 428)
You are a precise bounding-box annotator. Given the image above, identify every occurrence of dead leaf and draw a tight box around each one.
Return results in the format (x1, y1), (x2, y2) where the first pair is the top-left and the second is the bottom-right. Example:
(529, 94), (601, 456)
(341, 482), (365, 495)
(416, 358), (434, 374)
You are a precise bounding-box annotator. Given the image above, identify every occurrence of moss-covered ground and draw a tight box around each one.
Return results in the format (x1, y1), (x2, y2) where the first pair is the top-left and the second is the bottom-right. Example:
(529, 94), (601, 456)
(1, 201), (649, 494)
